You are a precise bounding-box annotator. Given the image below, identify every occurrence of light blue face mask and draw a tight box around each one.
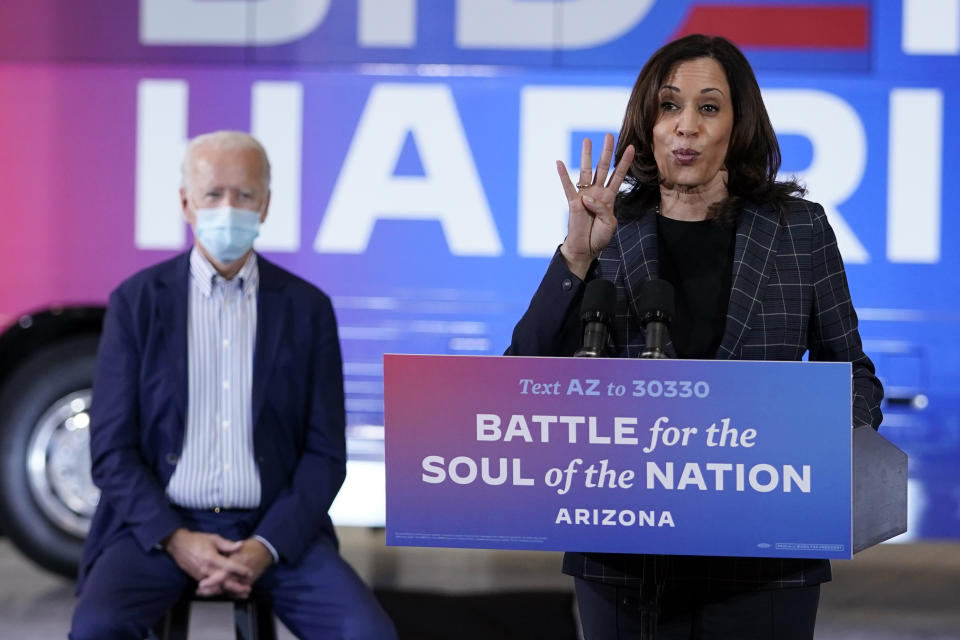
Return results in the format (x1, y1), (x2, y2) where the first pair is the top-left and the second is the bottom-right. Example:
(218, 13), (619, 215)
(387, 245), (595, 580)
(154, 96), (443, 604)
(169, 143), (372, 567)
(194, 206), (262, 263)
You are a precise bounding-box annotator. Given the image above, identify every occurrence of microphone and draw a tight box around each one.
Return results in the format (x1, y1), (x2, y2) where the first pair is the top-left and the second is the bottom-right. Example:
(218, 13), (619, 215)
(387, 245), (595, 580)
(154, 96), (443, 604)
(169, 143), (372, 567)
(574, 279), (616, 358)
(638, 278), (674, 359)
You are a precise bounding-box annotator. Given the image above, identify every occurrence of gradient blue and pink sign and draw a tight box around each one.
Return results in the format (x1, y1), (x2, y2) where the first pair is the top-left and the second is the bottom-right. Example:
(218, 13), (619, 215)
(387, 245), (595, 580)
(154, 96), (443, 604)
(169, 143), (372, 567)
(385, 355), (854, 559)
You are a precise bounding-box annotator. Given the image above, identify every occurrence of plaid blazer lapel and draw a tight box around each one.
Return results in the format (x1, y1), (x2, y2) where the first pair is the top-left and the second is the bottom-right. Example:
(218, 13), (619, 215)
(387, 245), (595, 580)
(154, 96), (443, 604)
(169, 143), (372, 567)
(617, 208), (657, 325)
(614, 208), (678, 358)
(617, 210), (658, 298)
(716, 203), (782, 360)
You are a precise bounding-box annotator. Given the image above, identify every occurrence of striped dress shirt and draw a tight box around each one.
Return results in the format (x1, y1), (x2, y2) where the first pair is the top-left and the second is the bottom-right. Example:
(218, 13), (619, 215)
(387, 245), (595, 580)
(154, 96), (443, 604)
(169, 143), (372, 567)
(166, 248), (261, 510)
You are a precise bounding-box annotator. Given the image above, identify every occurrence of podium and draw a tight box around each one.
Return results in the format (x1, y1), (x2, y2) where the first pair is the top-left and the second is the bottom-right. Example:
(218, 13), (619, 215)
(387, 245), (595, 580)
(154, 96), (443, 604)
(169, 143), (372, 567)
(384, 354), (906, 559)
(852, 425), (907, 552)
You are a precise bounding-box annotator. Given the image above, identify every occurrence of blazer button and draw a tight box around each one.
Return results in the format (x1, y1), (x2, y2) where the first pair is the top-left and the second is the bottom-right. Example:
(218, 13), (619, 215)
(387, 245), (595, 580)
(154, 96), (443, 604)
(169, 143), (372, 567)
(561, 278), (573, 291)
(165, 453), (179, 465)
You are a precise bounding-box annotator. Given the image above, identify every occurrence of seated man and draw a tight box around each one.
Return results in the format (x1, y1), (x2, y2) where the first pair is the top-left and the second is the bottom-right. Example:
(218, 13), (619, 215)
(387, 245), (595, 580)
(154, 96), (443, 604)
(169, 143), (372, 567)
(70, 131), (397, 640)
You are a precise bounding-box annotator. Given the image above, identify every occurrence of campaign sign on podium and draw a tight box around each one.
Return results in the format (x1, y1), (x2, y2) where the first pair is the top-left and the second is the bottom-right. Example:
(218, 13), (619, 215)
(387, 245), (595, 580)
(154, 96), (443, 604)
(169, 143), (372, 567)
(385, 354), (867, 559)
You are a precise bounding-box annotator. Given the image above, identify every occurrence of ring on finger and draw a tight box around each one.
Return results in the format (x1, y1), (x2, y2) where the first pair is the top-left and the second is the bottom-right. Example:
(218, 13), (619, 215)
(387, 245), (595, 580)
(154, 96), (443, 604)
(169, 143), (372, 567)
(576, 183), (591, 191)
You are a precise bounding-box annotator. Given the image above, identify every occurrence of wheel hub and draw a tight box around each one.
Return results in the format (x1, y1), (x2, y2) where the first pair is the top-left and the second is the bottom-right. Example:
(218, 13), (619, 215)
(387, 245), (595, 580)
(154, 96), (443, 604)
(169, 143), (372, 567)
(26, 390), (100, 538)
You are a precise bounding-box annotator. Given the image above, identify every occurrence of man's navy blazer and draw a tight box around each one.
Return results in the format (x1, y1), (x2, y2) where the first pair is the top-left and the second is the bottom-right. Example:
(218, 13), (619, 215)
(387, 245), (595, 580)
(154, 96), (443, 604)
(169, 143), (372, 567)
(78, 251), (346, 591)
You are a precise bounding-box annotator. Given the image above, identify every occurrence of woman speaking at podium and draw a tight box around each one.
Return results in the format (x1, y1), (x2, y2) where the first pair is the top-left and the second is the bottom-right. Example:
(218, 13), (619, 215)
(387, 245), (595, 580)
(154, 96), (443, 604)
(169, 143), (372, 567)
(506, 34), (884, 639)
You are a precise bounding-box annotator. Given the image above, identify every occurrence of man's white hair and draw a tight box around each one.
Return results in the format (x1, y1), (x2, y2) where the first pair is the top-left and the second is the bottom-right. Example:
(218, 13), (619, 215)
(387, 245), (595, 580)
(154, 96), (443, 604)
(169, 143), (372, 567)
(181, 130), (271, 190)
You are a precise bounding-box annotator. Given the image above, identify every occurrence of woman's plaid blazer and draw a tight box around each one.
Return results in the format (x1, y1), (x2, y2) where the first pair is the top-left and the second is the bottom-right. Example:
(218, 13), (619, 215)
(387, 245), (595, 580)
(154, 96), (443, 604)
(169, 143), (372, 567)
(507, 196), (884, 591)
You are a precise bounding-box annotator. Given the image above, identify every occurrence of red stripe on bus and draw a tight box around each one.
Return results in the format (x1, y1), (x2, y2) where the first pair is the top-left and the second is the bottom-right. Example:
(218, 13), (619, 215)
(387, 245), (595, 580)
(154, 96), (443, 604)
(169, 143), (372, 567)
(673, 5), (869, 49)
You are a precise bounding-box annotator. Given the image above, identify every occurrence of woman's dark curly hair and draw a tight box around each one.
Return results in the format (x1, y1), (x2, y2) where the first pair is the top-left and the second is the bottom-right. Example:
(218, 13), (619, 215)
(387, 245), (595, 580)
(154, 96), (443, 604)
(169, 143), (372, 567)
(616, 34), (803, 223)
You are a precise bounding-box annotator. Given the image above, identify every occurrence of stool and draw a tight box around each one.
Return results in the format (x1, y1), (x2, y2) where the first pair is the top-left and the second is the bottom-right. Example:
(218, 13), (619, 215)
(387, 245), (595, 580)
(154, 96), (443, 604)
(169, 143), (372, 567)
(150, 593), (278, 640)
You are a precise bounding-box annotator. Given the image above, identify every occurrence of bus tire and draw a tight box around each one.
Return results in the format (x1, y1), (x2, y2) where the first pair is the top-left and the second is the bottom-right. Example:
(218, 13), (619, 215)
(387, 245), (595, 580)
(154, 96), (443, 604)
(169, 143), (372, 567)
(0, 335), (100, 578)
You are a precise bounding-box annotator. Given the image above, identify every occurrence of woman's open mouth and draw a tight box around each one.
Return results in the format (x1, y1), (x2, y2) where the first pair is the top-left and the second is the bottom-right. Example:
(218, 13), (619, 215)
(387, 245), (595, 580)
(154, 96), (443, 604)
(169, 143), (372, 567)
(672, 148), (700, 164)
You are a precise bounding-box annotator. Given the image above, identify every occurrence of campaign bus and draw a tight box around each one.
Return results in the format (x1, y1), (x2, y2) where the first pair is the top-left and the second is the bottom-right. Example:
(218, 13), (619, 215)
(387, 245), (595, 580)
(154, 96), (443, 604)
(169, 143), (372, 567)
(0, 0), (957, 576)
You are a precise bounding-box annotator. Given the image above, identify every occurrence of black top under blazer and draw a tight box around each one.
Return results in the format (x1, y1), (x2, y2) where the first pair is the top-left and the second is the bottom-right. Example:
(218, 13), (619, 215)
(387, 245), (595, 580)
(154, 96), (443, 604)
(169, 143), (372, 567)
(506, 196), (884, 591)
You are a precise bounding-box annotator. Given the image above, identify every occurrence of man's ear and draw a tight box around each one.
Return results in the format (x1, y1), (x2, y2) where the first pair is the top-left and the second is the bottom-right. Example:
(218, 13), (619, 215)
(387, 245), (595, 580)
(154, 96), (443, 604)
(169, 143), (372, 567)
(180, 187), (194, 225)
(260, 190), (271, 223)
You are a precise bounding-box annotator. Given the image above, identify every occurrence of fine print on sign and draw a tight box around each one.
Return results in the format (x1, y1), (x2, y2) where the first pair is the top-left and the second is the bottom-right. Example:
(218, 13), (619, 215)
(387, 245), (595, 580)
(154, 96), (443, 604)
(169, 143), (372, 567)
(384, 355), (854, 559)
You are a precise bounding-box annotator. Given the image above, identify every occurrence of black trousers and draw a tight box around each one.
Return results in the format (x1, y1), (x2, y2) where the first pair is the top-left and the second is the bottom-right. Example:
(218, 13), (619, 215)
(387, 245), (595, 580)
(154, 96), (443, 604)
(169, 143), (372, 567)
(575, 578), (820, 640)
